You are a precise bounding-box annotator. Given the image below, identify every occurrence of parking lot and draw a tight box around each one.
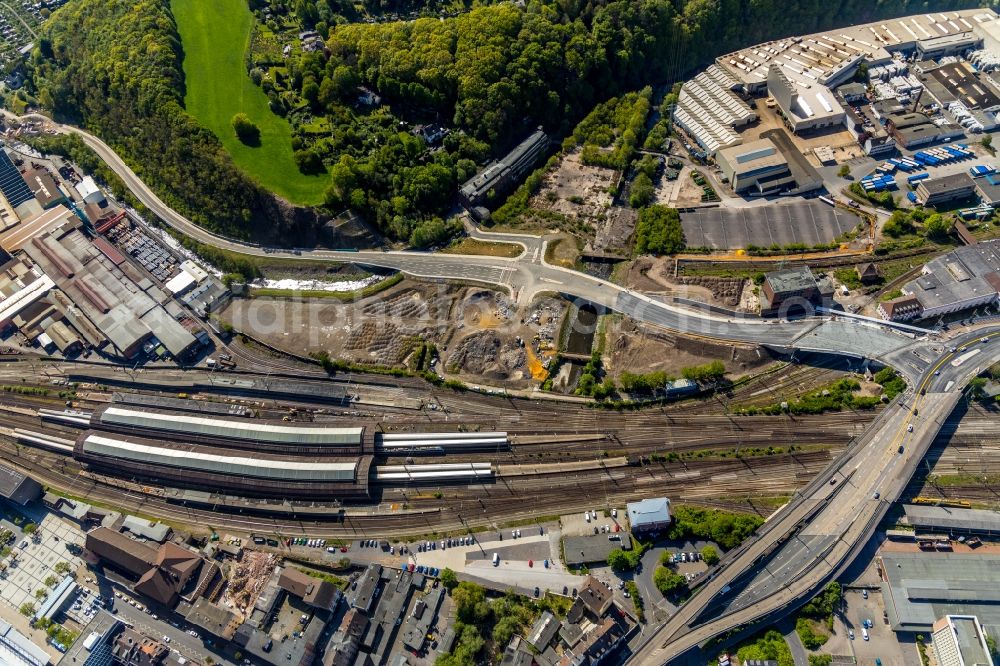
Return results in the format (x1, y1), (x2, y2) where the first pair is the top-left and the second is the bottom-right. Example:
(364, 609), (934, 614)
(681, 200), (863, 249)
(839, 587), (914, 666)
(0, 513), (84, 612)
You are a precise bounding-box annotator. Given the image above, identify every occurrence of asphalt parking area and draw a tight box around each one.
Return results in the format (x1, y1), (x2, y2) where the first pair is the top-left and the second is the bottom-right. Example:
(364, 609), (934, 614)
(0, 513), (84, 611)
(681, 200), (862, 249)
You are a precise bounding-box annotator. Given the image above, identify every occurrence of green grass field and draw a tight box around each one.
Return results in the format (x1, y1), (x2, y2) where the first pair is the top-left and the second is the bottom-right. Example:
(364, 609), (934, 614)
(171, 0), (328, 205)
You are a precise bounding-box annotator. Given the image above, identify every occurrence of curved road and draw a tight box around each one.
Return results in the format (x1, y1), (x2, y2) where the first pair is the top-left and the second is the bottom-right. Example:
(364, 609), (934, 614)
(7, 110), (990, 664)
(3, 111), (928, 367)
(628, 329), (1000, 664)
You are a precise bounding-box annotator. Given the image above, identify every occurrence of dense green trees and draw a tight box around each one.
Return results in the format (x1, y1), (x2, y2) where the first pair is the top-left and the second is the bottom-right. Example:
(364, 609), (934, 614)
(28, 0), (981, 246)
(667, 506), (763, 550)
(653, 567), (687, 596)
(26, 0), (294, 239)
(231, 113), (261, 144)
(634, 205), (685, 256)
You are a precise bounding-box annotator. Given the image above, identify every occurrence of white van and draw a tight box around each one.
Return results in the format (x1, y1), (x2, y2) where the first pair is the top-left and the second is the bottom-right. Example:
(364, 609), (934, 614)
(862, 628), (869, 641)
(492, 553), (500, 567)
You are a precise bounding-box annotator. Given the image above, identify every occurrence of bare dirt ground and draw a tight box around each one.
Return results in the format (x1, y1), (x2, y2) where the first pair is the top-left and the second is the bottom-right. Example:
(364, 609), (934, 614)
(219, 281), (569, 389)
(530, 149), (616, 219)
(619, 257), (748, 308)
(742, 100), (864, 163)
(588, 205), (637, 255)
(606, 317), (775, 380)
(667, 168), (708, 208)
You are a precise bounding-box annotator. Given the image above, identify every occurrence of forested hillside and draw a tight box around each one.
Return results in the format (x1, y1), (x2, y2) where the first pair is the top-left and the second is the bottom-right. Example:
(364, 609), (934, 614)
(323, 0), (986, 143)
(26, 0), (325, 241)
(22, 0), (989, 244)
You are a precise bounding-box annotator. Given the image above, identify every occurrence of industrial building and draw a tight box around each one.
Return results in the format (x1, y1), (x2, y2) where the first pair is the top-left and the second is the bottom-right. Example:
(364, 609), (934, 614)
(22, 167), (67, 210)
(932, 615), (995, 666)
(16, 220), (201, 360)
(674, 64), (757, 154)
(767, 65), (846, 134)
(974, 173), (1000, 206)
(882, 550), (1000, 633)
(0, 148), (41, 222)
(716, 139), (791, 194)
(626, 497), (672, 532)
(90, 405), (369, 453)
(890, 241), (1000, 319)
(887, 112), (965, 149)
(760, 266), (833, 316)
(718, 9), (991, 95)
(73, 432), (372, 501)
(903, 504), (1000, 536)
(459, 128), (549, 211)
(915, 173), (977, 206)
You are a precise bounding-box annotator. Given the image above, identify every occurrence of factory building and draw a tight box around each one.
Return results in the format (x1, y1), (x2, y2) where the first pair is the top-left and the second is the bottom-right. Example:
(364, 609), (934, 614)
(674, 64), (756, 155)
(718, 9), (991, 95)
(715, 135), (822, 196)
(932, 615), (995, 666)
(716, 139), (791, 194)
(19, 221), (199, 359)
(887, 241), (1000, 320)
(881, 550), (1000, 633)
(886, 112), (965, 149)
(915, 173), (977, 207)
(0, 148), (42, 222)
(75, 176), (106, 206)
(73, 431), (373, 501)
(22, 168), (67, 210)
(768, 65), (845, 134)
(90, 405), (369, 454)
(459, 129), (549, 211)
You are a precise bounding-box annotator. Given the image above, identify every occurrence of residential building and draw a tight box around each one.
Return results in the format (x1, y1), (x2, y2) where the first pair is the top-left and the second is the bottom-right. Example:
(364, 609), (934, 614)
(322, 608), (368, 666)
(185, 597), (239, 641)
(278, 567), (342, 612)
(932, 615), (995, 666)
(878, 294), (923, 321)
(916, 173), (977, 206)
(626, 497), (672, 532)
(856, 262), (881, 285)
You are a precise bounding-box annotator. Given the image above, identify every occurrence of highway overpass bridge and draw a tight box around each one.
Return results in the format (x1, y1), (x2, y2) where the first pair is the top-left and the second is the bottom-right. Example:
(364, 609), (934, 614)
(626, 328), (1000, 664)
(9, 111), (995, 664)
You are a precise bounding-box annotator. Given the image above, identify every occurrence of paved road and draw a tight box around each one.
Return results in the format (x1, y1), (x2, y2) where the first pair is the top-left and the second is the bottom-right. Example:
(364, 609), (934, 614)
(627, 328), (1000, 664)
(0, 111), (932, 369)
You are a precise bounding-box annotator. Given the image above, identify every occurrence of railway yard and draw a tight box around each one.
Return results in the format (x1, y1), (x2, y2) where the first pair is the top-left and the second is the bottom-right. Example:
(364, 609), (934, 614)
(0, 347), (995, 543)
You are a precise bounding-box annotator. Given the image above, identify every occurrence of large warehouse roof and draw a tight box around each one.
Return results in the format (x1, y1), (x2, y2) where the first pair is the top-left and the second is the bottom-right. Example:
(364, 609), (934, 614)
(80, 434), (357, 481)
(903, 504), (1000, 533)
(96, 406), (364, 446)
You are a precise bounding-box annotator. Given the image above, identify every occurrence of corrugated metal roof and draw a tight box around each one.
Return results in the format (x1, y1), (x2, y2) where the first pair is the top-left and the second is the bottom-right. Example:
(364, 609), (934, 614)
(903, 504), (1000, 532)
(99, 406), (364, 445)
(82, 434), (357, 481)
